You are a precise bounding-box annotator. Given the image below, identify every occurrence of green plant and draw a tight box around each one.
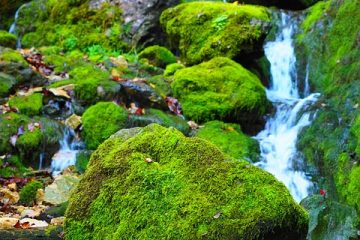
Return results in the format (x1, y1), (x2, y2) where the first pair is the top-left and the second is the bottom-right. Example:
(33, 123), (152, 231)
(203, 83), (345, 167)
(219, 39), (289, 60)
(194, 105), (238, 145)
(19, 180), (43, 206)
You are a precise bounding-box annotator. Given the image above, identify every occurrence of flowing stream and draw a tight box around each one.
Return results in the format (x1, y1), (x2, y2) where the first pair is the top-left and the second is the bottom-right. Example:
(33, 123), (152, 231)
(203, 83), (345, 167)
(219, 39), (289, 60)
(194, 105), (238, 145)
(255, 12), (320, 202)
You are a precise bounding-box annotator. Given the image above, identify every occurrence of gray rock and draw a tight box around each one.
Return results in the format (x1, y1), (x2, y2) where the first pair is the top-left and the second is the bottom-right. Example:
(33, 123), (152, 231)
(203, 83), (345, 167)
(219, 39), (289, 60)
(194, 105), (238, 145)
(89, 0), (179, 46)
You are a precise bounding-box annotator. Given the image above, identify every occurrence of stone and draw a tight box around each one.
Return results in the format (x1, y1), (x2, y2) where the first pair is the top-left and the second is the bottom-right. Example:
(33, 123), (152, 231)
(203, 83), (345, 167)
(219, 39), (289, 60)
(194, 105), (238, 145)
(44, 174), (80, 205)
(0, 217), (18, 229)
(50, 217), (65, 226)
(110, 56), (128, 70)
(20, 218), (48, 228)
(65, 114), (82, 130)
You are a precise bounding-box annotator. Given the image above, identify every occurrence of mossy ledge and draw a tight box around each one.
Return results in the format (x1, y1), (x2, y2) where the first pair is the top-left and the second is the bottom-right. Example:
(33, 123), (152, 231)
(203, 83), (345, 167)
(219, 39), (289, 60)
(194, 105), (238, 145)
(65, 124), (308, 239)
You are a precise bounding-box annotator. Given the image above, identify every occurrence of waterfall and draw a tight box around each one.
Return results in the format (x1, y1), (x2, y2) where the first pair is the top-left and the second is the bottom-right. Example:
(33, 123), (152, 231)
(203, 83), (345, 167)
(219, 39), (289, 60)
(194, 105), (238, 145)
(50, 127), (82, 175)
(8, 4), (26, 49)
(255, 12), (320, 202)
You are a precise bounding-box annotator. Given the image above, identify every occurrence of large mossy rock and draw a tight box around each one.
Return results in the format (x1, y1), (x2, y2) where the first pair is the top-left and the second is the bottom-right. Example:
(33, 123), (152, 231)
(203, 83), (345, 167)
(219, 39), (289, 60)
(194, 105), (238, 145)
(65, 124), (308, 239)
(82, 102), (129, 150)
(160, 2), (271, 65)
(171, 57), (270, 131)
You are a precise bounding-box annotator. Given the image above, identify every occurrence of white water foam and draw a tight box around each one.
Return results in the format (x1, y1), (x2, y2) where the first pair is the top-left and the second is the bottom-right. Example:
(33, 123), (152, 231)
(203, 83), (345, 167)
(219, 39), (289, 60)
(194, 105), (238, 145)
(255, 12), (320, 202)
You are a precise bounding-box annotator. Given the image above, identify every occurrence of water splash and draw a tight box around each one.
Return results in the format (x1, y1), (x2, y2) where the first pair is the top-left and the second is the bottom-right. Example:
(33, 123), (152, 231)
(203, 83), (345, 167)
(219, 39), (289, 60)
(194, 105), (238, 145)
(255, 12), (320, 202)
(50, 127), (83, 176)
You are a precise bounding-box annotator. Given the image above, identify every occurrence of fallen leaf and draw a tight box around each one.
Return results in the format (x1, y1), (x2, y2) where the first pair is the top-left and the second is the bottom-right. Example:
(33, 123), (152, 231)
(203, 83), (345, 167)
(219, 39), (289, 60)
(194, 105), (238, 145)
(187, 121), (199, 129)
(17, 126), (25, 136)
(165, 96), (182, 116)
(145, 158), (153, 163)
(213, 212), (222, 219)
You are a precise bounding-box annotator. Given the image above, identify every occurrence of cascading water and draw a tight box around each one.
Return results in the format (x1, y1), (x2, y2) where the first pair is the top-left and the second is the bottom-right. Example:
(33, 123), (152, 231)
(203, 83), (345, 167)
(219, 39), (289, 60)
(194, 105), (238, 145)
(255, 12), (320, 202)
(50, 127), (83, 176)
(8, 4), (26, 49)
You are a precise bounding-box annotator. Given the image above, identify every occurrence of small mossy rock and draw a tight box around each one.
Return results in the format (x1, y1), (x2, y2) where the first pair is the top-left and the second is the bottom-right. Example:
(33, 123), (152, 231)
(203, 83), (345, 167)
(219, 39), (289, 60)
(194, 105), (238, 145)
(0, 47), (47, 87)
(8, 93), (43, 116)
(0, 155), (27, 177)
(195, 121), (260, 162)
(160, 2), (271, 65)
(65, 124), (308, 239)
(82, 102), (129, 150)
(19, 180), (43, 206)
(164, 63), (185, 77)
(0, 30), (17, 49)
(0, 72), (16, 98)
(0, 113), (62, 167)
(301, 195), (358, 239)
(138, 45), (177, 68)
(128, 109), (190, 135)
(172, 57), (270, 129)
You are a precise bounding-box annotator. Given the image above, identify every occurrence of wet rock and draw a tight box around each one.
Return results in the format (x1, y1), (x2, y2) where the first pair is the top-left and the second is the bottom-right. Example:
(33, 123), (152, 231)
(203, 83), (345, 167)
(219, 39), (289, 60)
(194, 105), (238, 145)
(128, 108), (190, 134)
(120, 80), (167, 109)
(65, 114), (82, 130)
(89, 0), (180, 46)
(301, 195), (358, 239)
(0, 227), (63, 239)
(19, 218), (48, 228)
(0, 47), (47, 88)
(44, 174), (80, 205)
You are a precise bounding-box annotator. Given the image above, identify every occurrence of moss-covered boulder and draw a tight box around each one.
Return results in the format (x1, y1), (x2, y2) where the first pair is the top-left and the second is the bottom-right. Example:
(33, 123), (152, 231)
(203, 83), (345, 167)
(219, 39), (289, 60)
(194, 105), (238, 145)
(128, 108), (190, 134)
(65, 124), (308, 239)
(0, 155), (27, 177)
(0, 30), (17, 49)
(8, 93), (43, 116)
(160, 2), (271, 65)
(82, 102), (129, 150)
(0, 72), (16, 98)
(195, 121), (259, 162)
(138, 45), (177, 68)
(164, 63), (185, 77)
(0, 113), (62, 167)
(171, 57), (270, 130)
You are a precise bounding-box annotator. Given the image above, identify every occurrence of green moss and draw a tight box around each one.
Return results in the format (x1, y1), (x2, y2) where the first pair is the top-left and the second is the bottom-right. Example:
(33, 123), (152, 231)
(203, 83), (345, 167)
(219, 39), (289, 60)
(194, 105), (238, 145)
(49, 63), (120, 105)
(8, 93), (43, 116)
(172, 57), (269, 123)
(195, 121), (259, 161)
(0, 30), (17, 49)
(138, 45), (177, 68)
(128, 109), (190, 134)
(0, 112), (62, 165)
(301, 1), (330, 32)
(0, 72), (16, 97)
(19, 180), (43, 206)
(160, 2), (270, 65)
(0, 155), (28, 177)
(0, 47), (27, 65)
(17, 1), (128, 53)
(65, 124), (308, 239)
(75, 151), (92, 174)
(164, 63), (185, 77)
(296, 0), (360, 218)
(82, 102), (129, 150)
